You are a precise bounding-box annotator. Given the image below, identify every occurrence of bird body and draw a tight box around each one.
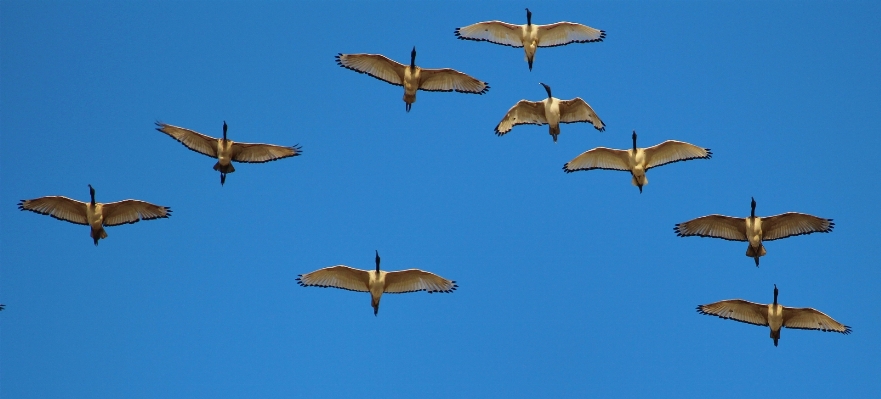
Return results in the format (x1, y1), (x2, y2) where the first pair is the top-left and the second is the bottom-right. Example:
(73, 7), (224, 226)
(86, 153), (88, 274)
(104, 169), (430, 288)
(563, 131), (711, 192)
(455, 8), (605, 70)
(335, 47), (489, 112)
(18, 185), (171, 246)
(155, 121), (301, 185)
(697, 285), (851, 346)
(674, 198), (833, 266)
(496, 83), (604, 142)
(297, 251), (457, 315)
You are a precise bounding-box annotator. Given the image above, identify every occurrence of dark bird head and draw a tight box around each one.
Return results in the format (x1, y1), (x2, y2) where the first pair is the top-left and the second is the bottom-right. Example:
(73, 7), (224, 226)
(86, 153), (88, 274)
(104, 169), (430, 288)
(375, 250), (381, 272)
(539, 82), (552, 98)
(88, 184), (96, 205)
(410, 47), (416, 68)
(632, 130), (638, 152)
(773, 284), (778, 305)
(526, 8), (532, 25)
(222, 121), (228, 141)
(750, 197), (756, 218)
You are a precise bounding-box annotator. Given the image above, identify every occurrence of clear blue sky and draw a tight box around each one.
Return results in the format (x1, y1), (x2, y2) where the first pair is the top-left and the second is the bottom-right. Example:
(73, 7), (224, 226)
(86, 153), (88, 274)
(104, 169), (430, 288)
(2, 1), (879, 397)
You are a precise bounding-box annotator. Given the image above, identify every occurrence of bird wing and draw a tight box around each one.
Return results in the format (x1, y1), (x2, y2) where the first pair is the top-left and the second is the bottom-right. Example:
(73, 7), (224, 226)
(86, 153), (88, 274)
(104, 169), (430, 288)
(674, 215), (748, 241)
(101, 200), (172, 227)
(384, 269), (457, 294)
(536, 22), (606, 47)
(562, 147), (630, 173)
(296, 265), (370, 293)
(494, 100), (547, 135)
(760, 213), (834, 241)
(696, 299), (769, 327)
(335, 53), (406, 87)
(418, 68), (489, 94)
(643, 140), (712, 170)
(782, 306), (851, 334)
(18, 196), (89, 225)
(230, 142), (302, 164)
(558, 98), (605, 131)
(155, 122), (219, 158)
(455, 21), (524, 48)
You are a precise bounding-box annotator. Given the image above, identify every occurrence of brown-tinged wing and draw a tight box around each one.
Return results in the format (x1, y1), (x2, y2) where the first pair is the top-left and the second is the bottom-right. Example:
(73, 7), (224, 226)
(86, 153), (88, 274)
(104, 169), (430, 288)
(18, 196), (89, 225)
(643, 140), (712, 170)
(782, 306), (851, 334)
(562, 147), (630, 173)
(455, 21), (524, 48)
(101, 200), (172, 226)
(418, 68), (489, 94)
(697, 299), (769, 327)
(155, 122), (219, 158)
(674, 215), (747, 241)
(536, 22), (605, 47)
(761, 213), (834, 241)
(230, 142), (302, 164)
(494, 100), (546, 135)
(335, 53), (406, 87)
(558, 98), (604, 131)
(296, 265), (370, 293)
(384, 269), (458, 294)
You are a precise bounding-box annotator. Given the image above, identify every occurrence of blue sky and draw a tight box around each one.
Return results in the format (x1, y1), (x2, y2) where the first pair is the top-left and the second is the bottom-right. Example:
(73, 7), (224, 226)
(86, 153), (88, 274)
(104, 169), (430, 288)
(2, 1), (880, 397)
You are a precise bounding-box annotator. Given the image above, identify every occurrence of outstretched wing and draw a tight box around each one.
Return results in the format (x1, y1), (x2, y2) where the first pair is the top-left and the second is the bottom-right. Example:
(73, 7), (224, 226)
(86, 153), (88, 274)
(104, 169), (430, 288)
(418, 68), (489, 94)
(494, 100), (546, 135)
(155, 122), (219, 158)
(296, 265), (370, 293)
(231, 142), (302, 164)
(675, 215), (748, 241)
(643, 140), (712, 170)
(536, 22), (606, 47)
(18, 196), (89, 225)
(101, 200), (172, 227)
(335, 53), (406, 87)
(563, 147), (630, 173)
(455, 21), (524, 47)
(697, 299), (769, 327)
(558, 98), (604, 131)
(761, 213), (834, 241)
(783, 307), (851, 334)
(384, 269), (457, 294)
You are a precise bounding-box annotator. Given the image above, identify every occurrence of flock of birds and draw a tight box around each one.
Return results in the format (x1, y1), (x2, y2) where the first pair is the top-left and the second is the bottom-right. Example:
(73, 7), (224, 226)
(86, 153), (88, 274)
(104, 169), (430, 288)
(11, 9), (851, 346)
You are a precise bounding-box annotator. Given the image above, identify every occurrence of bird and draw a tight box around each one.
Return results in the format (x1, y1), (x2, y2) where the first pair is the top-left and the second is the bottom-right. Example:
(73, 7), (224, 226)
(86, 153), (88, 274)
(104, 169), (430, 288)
(155, 121), (302, 186)
(335, 47), (489, 112)
(674, 198), (833, 266)
(18, 184), (171, 246)
(495, 82), (604, 142)
(563, 130), (711, 193)
(296, 250), (457, 316)
(697, 284), (851, 346)
(455, 8), (605, 71)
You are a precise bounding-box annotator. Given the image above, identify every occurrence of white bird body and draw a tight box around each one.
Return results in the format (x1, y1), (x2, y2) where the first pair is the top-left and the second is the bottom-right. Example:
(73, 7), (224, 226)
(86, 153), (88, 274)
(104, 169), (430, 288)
(18, 185), (172, 246)
(297, 251), (457, 315)
(697, 285), (851, 346)
(456, 8), (605, 70)
(156, 121), (302, 185)
(563, 131), (711, 192)
(335, 47), (489, 112)
(496, 83), (604, 142)
(675, 198), (833, 266)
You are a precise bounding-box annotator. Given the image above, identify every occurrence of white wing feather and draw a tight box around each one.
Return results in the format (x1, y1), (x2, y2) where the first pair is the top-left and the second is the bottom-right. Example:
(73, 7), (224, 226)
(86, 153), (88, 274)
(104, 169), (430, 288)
(563, 147), (630, 172)
(455, 21), (524, 47)
(643, 140), (712, 170)
(384, 269), (457, 294)
(536, 22), (606, 47)
(297, 266), (370, 293)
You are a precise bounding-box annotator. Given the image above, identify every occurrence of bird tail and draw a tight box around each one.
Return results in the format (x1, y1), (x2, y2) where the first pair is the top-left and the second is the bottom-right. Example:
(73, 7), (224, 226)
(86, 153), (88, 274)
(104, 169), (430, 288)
(770, 329), (780, 347)
(91, 228), (108, 246)
(746, 244), (767, 258)
(549, 125), (560, 142)
(371, 296), (381, 316)
(403, 93), (416, 113)
(213, 162), (235, 173)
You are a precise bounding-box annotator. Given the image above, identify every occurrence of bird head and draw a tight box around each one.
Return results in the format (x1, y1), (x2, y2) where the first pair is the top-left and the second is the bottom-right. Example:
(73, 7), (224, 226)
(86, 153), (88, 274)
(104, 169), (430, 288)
(222, 121), (228, 141)
(88, 184), (96, 205)
(539, 82), (552, 98)
(410, 47), (416, 68)
(773, 284), (778, 305)
(750, 197), (756, 218)
(525, 8), (532, 25)
(375, 250), (381, 272)
(632, 130), (638, 152)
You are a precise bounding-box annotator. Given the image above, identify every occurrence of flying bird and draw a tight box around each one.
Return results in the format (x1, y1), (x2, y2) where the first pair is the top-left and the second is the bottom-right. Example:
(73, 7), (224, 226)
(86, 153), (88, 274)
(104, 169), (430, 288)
(455, 8), (605, 70)
(697, 285), (851, 346)
(495, 82), (604, 142)
(335, 47), (489, 112)
(674, 198), (833, 266)
(297, 250), (457, 316)
(563, 131), (711, 193)
(18, 184), (171, 246)
(155, 121), (302, 186)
